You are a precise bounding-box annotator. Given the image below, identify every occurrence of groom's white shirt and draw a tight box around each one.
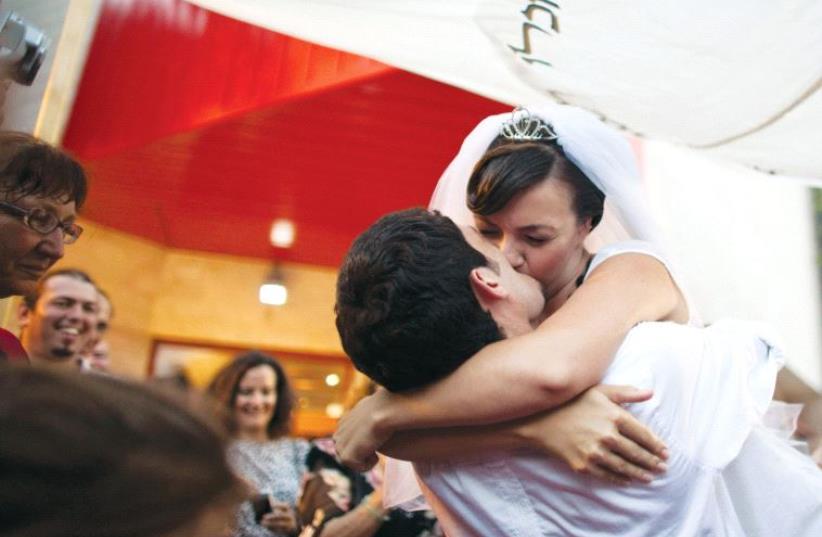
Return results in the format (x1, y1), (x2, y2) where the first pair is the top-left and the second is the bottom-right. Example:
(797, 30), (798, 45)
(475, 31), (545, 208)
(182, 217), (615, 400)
(410, 320), (818, 537)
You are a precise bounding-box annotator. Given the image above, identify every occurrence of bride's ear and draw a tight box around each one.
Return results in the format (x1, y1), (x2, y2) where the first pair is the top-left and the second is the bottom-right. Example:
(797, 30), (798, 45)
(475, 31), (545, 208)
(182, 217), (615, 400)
(469, 267), (508, 307)
(576, 216), (594, 241)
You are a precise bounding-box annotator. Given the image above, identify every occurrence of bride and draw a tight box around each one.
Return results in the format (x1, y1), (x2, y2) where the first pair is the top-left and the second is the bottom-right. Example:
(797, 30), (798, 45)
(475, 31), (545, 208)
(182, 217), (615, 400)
(337, 105), (690, 474)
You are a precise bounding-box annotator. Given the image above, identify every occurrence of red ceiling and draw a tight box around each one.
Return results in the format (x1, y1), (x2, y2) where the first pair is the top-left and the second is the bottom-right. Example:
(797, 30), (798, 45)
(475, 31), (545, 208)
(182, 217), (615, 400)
(63, 0), (508, 267)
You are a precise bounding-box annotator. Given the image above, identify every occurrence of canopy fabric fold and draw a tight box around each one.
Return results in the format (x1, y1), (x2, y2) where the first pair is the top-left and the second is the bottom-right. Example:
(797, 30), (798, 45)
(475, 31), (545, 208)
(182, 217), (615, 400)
(185, 0), (822, 183)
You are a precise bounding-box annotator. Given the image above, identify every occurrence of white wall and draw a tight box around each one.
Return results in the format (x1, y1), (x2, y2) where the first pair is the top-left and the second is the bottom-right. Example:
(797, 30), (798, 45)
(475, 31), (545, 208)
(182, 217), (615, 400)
(2, 0), (101, 140)
(643, 140), (822, 388)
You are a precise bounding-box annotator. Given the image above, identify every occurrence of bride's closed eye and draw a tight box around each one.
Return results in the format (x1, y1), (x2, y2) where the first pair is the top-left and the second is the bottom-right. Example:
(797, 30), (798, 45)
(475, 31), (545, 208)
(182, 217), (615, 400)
(525, 235), (552, 246)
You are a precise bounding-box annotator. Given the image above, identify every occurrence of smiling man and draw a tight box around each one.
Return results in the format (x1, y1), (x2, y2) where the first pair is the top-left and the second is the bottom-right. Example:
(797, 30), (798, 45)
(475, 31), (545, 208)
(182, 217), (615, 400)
(17, 269), (98, 370)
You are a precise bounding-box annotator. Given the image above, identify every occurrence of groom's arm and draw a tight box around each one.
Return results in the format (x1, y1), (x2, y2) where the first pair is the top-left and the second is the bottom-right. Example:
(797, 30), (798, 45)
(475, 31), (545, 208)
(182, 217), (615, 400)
(775, 367), (820, 403)
(774, 368), (822, 465)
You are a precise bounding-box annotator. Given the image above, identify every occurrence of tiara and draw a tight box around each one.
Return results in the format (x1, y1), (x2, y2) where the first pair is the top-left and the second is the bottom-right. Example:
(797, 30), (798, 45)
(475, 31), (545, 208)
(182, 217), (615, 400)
(499, 107), (558, 142)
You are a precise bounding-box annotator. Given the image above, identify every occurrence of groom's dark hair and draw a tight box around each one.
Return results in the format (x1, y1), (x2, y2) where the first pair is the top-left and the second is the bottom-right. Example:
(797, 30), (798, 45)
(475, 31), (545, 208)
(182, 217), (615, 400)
(335, 208), (503, 392)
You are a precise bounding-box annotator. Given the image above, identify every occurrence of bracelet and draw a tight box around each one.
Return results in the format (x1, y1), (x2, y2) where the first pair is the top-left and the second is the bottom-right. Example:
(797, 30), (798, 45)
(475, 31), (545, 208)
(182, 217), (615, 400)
(360, 498), (386, 523)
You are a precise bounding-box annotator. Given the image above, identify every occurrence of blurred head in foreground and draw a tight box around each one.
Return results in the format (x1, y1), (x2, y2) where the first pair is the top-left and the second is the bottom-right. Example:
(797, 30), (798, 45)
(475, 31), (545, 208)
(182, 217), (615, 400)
(0, 366), (245, 537)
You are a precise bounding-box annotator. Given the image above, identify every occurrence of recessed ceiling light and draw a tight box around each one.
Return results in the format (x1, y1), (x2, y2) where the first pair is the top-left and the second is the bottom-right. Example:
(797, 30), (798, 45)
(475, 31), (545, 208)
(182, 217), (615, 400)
(269, 218), (295, 248)
(326, 403), (344, 419)
(259, 282), (287, 305)
(325, 373), (341, 387)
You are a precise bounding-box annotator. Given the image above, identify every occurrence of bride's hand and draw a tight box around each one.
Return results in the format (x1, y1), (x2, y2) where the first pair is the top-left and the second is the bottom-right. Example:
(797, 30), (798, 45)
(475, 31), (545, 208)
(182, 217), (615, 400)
(517, 384), (668, 484)
(334, 389), (393, 471)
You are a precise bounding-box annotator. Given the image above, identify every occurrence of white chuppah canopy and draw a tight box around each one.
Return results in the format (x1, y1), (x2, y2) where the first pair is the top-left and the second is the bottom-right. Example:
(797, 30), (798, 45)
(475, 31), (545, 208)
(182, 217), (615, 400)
(186, 0), (822, 183)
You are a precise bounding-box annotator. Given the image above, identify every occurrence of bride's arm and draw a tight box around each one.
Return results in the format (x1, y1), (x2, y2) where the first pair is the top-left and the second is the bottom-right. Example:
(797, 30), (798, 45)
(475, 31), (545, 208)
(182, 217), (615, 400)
(334, 253), (684, 466)
(382, 253), (678, 426)
(380, 384), (668, 483)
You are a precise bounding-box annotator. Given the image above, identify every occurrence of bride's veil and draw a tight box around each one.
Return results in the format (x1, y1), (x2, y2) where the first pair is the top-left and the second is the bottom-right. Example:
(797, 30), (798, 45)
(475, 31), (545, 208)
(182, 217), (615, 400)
(429, 105), (664, 253)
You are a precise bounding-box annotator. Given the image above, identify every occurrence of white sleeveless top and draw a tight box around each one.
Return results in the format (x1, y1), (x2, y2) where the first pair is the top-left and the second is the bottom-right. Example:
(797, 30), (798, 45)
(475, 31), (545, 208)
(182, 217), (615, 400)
(584, 240), (701, 327)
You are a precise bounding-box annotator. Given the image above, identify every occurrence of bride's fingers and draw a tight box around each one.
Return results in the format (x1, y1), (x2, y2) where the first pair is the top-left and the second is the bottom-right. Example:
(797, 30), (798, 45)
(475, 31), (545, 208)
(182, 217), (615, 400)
(586, 464), (632, 486)
(602, 433), (667, 473)
(598, 384), (653, 404)
(594, 450), (655, 483)
(614, 410), (668, 459)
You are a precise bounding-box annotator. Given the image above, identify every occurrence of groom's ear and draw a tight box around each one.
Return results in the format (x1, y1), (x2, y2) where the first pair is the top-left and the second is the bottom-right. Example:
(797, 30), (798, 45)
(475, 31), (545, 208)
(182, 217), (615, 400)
(469, 267), (508, 309)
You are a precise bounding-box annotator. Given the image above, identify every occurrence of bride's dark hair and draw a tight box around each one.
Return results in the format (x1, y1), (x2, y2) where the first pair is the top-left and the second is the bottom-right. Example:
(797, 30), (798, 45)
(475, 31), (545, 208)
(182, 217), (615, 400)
(467, 139), (605, 229)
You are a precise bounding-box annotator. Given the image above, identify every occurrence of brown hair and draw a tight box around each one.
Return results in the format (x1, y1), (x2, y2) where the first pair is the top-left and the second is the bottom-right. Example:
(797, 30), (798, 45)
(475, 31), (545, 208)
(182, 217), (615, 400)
(468, 140), (605, 228)
(207, 351), (296, 439)
(22, 267), (95, 309)
(0, 366), (243, 537)
(0, 131), (88, 208)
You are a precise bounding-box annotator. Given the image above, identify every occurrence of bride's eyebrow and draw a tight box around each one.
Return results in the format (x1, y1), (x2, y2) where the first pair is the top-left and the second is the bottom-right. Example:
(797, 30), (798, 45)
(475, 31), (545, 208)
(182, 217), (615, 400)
(519, 224), (557, 233)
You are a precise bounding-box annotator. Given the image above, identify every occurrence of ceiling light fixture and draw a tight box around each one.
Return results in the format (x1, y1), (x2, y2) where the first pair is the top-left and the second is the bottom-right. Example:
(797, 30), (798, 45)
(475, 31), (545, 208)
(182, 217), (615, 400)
(325, 403), (344, 419)
(269, 218), (296, 248)
(325, 373), (341, 387)
(259, 264), (287, 306)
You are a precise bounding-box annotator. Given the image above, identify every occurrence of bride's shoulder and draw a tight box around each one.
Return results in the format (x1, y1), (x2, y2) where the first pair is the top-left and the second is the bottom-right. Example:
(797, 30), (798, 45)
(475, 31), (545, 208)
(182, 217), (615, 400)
(586, 241), (690, 324)
(588, 240), (669, 277)
(594, 239), (663, 259)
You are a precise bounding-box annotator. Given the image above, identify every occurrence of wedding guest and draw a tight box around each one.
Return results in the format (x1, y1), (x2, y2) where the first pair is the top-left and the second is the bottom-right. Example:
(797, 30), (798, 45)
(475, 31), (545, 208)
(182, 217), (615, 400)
(209, 351), (308, 537)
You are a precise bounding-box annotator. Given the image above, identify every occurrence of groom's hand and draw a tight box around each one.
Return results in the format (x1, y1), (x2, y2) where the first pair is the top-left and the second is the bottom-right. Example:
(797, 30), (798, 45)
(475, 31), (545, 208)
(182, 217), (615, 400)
(334, 389), (393, 471)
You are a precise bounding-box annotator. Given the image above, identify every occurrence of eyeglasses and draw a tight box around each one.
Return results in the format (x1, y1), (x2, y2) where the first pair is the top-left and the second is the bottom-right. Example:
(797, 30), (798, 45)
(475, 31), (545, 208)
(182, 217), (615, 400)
(0, 201), (83, 244)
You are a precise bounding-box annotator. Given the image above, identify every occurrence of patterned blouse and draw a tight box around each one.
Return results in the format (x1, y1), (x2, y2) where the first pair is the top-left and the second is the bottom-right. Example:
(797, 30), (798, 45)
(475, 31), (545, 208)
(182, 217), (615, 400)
(229, 437), (310, 537)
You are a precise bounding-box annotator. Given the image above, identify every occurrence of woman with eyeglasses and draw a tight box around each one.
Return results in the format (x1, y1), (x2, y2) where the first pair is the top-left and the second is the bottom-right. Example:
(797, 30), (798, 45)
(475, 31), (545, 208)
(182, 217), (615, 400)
(0, 131), (86, 300)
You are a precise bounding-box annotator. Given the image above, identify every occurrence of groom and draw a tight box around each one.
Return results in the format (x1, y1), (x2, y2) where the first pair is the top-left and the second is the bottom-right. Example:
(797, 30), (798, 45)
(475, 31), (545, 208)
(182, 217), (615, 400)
(335, 207), (822, 537)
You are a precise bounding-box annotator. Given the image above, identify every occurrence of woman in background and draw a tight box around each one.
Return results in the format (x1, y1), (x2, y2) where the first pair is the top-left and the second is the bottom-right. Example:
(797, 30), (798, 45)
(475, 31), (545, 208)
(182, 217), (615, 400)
(209, 351), (309, 537)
